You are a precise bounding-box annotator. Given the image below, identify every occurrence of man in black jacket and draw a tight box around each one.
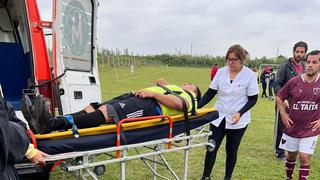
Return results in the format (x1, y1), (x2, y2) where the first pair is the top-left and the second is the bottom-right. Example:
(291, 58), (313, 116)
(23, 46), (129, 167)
(273, 41), (308, 160)
(0, 95), (30, 179)
(0, 93), (47, 179)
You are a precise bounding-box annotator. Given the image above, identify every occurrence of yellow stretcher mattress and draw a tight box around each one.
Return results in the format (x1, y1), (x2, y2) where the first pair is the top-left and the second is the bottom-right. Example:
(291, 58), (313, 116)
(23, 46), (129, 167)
(35, 107), (216, 140)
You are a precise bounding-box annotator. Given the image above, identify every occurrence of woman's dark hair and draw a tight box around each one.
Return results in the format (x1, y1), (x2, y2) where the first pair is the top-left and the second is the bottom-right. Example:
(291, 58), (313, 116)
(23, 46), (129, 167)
(225, 44), (249, 63)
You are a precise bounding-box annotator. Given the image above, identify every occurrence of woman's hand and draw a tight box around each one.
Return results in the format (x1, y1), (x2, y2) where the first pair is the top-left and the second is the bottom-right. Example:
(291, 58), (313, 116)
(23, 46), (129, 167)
(231, 112), (241, 125)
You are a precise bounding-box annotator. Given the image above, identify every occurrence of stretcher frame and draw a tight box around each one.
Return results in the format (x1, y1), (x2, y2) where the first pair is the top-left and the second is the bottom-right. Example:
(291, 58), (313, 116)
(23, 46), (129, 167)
(45, 129), (213, 180)
(21, 110), (217, 180)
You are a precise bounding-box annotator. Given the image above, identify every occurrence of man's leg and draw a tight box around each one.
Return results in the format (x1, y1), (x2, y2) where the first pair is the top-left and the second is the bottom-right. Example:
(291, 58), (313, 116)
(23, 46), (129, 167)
(298, 153), (311, 180)
(84, 104), (96, 113)
(44, 109), (107, 131)
(274, 105), (285, 160)
(98, 105), (111, 122)
(279, 133), (300, 180)
(297, 136), (318, 180)
(261, 81), (267, 97)
(202, 121), (226, 179)
(224, 126), (247, 180)
(83, 93), (135, 114)
(268, 82), (273, 98)
(33, 96), (109, 133)
(286, 151), (298, 180)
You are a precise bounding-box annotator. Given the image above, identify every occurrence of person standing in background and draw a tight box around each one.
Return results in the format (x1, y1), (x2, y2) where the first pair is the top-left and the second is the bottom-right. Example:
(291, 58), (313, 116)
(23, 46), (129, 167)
(210, 64), (219, 80)
(273, 41), (308, 160)
(268, 68), (275, 100)
(260, 66), (270, 98)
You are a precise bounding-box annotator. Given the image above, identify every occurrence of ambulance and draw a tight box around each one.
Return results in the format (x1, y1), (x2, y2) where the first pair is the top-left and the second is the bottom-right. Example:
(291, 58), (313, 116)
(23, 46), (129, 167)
(0, 0), (101, 118)
(0, 0), (100, 178)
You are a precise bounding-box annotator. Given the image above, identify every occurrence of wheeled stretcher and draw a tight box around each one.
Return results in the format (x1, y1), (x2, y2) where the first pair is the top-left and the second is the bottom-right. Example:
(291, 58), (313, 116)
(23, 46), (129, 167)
(18, 108), (219, 180)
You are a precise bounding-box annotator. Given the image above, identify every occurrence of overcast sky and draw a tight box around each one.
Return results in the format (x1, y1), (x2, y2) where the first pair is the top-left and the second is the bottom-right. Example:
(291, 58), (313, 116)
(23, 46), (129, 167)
(37, 0), (320, 58)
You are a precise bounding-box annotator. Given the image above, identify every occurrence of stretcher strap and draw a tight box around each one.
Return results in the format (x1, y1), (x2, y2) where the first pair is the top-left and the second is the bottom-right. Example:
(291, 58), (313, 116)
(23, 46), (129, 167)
(113, 117), (128, 144)
(184, 90), (196, 115)
(159, 85), (191, 136)
(156, 106), (166, 122)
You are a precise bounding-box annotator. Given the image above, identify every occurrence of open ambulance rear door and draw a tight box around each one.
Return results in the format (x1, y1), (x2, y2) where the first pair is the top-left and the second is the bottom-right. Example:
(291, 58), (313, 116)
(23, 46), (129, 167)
(0, 0), (51, 116)
(52, 0), (101, 114)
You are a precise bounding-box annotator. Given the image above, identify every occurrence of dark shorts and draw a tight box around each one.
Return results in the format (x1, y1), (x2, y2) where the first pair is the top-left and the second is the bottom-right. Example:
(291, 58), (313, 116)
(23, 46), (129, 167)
(100, 93), (160, 120)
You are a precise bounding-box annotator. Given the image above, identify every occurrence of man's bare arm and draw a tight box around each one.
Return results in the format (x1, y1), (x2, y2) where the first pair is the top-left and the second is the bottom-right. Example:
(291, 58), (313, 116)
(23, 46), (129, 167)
(134, 90), (189, 110)
(276, 96), (293, 128)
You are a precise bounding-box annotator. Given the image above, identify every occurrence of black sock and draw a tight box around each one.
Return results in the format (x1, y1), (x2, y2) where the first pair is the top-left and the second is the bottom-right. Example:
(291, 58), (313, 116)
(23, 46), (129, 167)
(72, 110), (106, 129)
(49, 110), (87, 131)
(51, 116), (69, 131)
(68, 110), (87, 120)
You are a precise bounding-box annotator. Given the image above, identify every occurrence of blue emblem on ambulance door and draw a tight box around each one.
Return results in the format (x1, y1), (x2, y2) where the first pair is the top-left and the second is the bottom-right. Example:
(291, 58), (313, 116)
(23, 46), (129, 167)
(63, 0), (89, 56)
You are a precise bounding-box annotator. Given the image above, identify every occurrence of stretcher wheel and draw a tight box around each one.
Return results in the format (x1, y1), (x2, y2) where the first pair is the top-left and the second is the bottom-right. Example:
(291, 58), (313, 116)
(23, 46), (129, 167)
(207, 139), (216, 152)
(93, 165), (106, 176)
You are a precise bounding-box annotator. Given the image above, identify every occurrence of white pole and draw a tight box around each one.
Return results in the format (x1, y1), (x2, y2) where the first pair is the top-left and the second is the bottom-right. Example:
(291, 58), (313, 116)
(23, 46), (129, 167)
(120, 150), (127, 180)
(112, 57), (119, 81)
(114, 64), (119, 81)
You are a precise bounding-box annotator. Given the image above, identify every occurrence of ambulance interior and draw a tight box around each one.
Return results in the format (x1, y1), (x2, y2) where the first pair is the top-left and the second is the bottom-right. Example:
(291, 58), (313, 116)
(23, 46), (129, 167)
(0, 0), (33, 110)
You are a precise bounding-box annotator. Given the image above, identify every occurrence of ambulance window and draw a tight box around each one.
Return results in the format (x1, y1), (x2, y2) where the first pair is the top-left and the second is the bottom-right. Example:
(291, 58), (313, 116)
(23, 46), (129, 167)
(0, 7), (15, 42)
(61, 0), (93, 72)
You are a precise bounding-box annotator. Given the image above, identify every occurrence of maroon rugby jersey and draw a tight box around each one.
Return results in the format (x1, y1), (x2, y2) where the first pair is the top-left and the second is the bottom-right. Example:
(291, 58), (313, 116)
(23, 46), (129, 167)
(278, 75), (320, 138)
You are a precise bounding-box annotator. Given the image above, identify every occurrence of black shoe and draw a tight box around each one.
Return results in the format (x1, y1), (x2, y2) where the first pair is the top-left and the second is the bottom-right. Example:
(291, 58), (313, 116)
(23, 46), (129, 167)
(21, 95), (39, 133)
(34, 95), (53, 134)
(268, 96), (274, 100)
(275, 153), (286, 161)
(224, 177), (231, 180)
(21, 95), (33, 122)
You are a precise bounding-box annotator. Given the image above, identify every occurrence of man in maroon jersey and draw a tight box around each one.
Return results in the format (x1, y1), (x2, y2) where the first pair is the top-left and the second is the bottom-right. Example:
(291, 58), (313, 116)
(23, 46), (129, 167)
(276, 50), (320, 180)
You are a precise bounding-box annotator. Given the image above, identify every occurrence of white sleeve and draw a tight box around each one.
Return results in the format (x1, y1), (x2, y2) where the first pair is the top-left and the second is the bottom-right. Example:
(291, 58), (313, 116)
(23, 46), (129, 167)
(209, 69), (220, 90)
(247, 73), (259, 96)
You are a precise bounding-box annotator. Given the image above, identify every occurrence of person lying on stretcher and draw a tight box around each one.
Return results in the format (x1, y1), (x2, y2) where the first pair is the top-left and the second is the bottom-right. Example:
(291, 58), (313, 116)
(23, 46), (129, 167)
(22, 79), (201, 134)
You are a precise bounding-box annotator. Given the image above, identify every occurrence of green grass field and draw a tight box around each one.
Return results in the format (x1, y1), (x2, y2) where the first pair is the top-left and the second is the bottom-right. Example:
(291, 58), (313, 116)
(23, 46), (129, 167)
(51, 65), (320, 180)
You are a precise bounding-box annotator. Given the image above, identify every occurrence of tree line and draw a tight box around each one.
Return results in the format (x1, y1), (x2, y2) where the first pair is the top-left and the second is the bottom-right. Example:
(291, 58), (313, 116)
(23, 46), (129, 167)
(97, 48), (288, 69)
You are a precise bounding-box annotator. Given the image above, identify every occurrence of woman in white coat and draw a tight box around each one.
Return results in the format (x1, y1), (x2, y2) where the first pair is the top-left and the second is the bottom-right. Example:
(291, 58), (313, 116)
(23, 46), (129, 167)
(199, 45), (259, 180)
